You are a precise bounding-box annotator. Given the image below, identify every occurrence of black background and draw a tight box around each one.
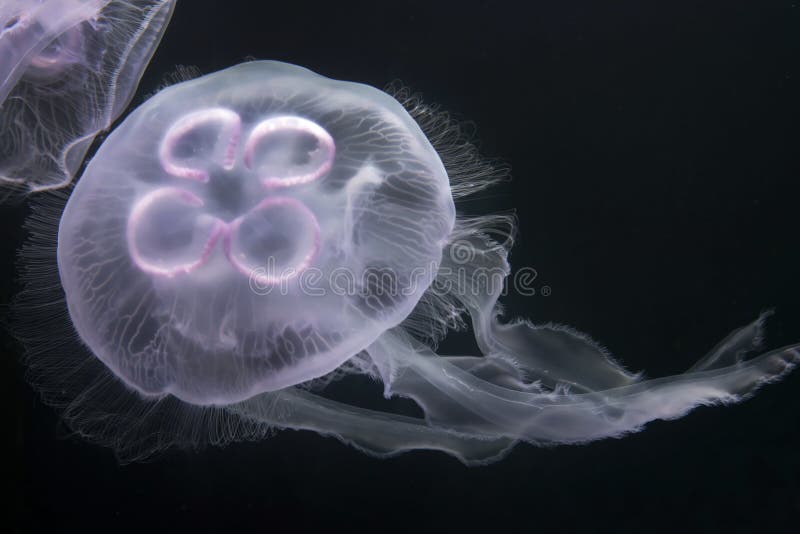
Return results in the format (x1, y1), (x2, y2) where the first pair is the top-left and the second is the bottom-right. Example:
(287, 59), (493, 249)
(6, 0), (800, 532)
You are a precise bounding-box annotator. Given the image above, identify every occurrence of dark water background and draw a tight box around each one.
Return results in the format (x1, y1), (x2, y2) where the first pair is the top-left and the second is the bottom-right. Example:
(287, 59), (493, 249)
(6, 0), (800, 531)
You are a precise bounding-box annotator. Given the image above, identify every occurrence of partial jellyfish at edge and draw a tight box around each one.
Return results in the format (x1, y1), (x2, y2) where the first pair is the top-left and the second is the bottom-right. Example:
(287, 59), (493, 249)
(0, 0), (176, 197)
(13, 60), (799, 464)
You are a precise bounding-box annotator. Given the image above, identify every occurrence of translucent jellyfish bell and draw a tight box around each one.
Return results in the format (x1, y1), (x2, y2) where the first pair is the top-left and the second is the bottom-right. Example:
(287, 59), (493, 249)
(0, 0), (176, 196)
(16, 60), (799, 464)
(57, 61), (454, 404)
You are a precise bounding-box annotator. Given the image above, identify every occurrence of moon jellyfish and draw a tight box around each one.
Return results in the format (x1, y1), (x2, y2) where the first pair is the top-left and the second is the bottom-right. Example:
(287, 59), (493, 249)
(0, 0), (176, 196)
(15, 61), (799, 464)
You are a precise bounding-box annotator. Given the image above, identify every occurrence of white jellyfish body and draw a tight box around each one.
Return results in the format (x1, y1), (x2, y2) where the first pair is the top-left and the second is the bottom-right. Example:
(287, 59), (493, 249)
(17, 60), (800, 464)
(0, 0), (176, 195)
(58, 61), (455, 405)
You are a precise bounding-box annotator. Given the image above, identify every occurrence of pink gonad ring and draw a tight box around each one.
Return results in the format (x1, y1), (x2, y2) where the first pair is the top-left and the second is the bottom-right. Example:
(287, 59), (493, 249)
(244, 115), (335, 188)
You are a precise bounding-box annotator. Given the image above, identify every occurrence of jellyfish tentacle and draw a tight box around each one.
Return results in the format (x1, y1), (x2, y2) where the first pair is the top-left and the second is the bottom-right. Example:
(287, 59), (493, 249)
(228, 387), (516, 465)
(437, 225), (642, 391)
(159, 107), (242, 182)
(366, 327), (800, 445)
(687, 310), (772, 372)
(434, 355), (547, 392)
(361, 219), (798, 446)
